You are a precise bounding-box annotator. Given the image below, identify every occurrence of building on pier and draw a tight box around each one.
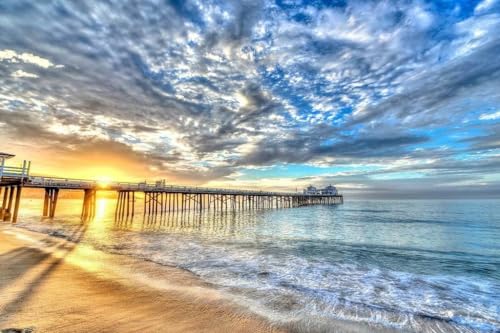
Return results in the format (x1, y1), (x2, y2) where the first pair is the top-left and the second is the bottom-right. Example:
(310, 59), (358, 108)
(320, 185), (337, 195)
(0, 152), (15, 177)
(303, 184), (338, 195)
(303, 185), (318, 195)
(0, 152), (30, 181)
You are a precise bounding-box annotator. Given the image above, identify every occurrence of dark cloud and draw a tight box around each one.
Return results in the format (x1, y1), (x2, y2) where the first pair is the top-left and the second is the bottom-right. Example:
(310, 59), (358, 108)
(237, 133), (428, 167)
(460, 123), (500, 151)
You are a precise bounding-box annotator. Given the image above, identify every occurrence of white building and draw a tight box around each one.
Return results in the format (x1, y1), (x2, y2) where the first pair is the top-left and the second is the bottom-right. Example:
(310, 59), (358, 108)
(303, 184), (338, 195)
(320, 185), (337, 195)
(303, 185), (318, 195)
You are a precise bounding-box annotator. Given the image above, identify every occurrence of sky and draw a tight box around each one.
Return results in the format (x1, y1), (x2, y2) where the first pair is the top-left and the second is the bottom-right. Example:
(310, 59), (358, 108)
(1, 0), (499, 198)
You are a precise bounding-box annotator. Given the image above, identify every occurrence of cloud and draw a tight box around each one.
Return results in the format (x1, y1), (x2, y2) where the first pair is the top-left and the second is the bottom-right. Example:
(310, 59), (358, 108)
(10, 70), (38, 78)
(475, 0), (500, 14)
(0, 49), (58, 68)
(349, 37), (500, 127)
(0, 0), (499, 196)
(479, 110), (500, 120)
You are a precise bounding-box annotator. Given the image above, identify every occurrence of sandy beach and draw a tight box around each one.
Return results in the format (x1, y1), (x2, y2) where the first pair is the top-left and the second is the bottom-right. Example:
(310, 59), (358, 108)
(0, 225), (283, 333)
(1, 216), (486, 333)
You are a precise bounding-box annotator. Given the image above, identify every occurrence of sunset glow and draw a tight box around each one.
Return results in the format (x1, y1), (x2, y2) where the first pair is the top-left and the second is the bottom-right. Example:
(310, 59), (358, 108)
(96, 176), (113, 189)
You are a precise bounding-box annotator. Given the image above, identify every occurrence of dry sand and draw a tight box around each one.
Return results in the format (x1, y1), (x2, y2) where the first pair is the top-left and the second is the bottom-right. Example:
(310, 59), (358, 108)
(0, 225), (283, 333)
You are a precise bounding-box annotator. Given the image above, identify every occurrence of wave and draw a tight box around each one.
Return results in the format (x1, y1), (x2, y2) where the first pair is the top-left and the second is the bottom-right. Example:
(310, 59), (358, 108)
(13, 199), (500, 333)
(17, 222), (499, 333)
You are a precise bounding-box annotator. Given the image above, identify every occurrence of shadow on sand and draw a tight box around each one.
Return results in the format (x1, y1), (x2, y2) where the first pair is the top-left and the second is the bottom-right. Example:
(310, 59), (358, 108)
(0, 222), (89, 329)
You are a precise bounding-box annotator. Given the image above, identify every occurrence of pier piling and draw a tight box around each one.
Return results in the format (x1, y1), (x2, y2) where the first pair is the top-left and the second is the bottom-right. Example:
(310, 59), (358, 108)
(0, 186), (9, 220)
(81, 189), (96, 220)
(42, 188), (60, 218)
(12, 185), (22, 223)
(5, 186), (14, 221)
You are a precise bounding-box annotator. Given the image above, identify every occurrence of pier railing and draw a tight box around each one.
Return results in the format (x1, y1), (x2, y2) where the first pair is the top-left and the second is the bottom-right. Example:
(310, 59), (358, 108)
(26, 176), (340, 197)
(26, 177), (97, 189)
(110, 181), (296, 195)
(0, 160), (31, 180)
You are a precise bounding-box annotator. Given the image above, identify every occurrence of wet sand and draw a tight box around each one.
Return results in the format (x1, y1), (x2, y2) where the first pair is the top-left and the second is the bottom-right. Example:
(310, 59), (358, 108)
(0, 225), (283, 333)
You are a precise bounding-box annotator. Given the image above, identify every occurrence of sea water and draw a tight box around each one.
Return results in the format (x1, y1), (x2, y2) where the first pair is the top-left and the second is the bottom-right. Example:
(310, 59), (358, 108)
(12, 197), (500, 332)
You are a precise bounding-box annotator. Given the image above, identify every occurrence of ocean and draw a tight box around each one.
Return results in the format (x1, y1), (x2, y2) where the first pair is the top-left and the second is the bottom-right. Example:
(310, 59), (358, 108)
(12, 197), (500, 332)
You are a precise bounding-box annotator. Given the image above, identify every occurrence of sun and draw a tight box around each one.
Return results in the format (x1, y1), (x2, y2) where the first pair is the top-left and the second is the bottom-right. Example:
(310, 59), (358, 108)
(96, 175), (113, 188)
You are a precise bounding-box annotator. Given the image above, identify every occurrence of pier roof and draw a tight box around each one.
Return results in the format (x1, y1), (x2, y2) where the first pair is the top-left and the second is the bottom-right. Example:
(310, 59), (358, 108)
(0, 152), (15, 159)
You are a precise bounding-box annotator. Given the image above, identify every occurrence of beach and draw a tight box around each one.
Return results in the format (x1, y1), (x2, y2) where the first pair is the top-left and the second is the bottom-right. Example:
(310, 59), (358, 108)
(0, 225), (282, 333)
(1, 199), (499, 333)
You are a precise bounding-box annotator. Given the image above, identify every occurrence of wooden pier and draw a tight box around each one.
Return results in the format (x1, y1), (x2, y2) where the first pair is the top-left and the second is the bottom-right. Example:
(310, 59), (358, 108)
(0, 155), (343, 223)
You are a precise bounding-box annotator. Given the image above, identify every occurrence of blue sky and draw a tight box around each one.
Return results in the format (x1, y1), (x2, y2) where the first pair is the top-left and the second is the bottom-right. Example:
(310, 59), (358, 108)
(0, 0), (499, 198)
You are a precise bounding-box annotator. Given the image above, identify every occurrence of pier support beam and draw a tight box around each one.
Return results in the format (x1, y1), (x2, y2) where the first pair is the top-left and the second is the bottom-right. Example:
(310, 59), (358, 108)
(81, 189), (97, 220)
(0, 186), (23, 223)
(0, 186), (9, 221)
(115, 190), (135, 220)
(3, 186), (14, 221)
(43, 188), (49, 216)
(42, 188), (59, 218)
(50, 188), (59, 218)
(12, 185), (22, 223)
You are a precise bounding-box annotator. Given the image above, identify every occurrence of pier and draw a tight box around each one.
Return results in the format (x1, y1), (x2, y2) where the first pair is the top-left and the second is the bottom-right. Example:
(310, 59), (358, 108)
(0, 154), (343, 223)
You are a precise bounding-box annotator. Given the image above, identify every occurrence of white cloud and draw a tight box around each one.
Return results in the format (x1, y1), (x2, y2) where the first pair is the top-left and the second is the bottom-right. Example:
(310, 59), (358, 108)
(479, 111), (500, 120)
(0, 49), (59, 68)
(0, 49), (18, 62)
(475, 0), (498, 14)
(11, 70), (38, 78)
(17, 52), (54, 68)
(452, 13), (500, 58)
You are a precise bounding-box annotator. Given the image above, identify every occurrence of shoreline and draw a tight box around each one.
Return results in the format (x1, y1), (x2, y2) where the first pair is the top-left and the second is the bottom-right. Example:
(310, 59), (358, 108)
(0, 225), (283, 333)
(0, 224), (422, 333)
